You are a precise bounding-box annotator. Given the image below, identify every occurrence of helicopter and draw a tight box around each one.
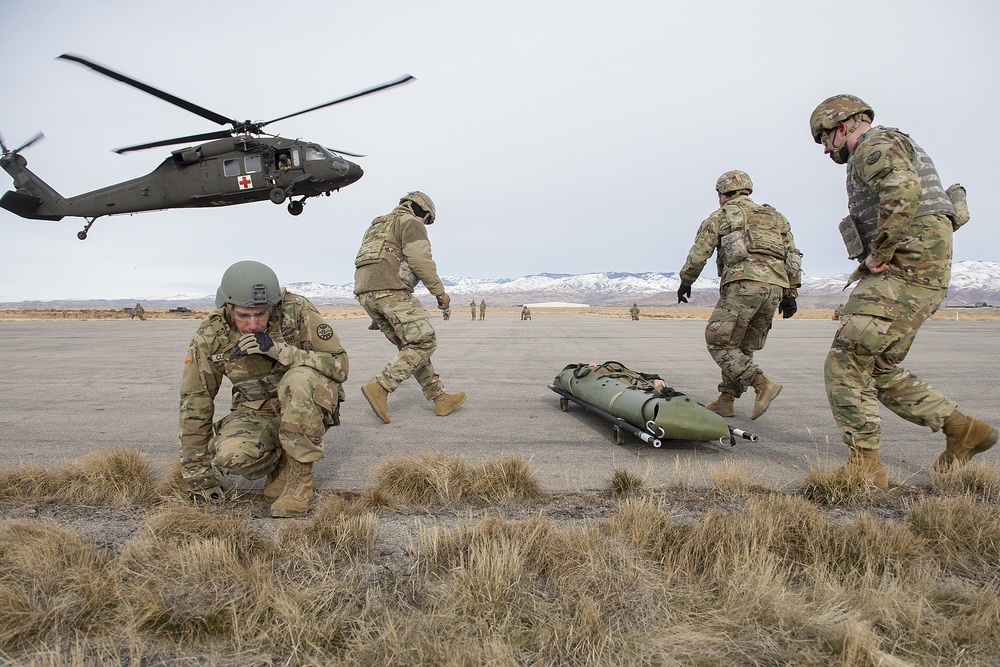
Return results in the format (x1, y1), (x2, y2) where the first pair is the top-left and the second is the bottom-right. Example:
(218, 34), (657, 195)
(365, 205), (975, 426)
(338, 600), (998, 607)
(0, 54), (414, 239)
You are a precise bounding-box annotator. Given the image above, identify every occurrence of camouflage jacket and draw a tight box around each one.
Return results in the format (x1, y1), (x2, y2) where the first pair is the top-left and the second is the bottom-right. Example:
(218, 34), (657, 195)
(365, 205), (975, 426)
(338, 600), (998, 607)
(353, 204), (445, 297)
(847, 126), (953, 288)
(679, 194), (801, 292)
(178, 290), (348, 481)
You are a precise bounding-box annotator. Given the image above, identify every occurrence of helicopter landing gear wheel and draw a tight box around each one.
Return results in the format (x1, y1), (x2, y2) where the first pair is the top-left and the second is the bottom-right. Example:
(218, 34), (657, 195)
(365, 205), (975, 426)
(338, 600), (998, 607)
(287, 200), (304, 216)
(269, 187), (287, 205)
(77, 217), (97, 240)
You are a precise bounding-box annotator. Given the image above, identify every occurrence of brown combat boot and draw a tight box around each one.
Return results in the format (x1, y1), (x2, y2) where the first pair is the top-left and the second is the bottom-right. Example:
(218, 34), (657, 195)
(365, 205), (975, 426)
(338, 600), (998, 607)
(706, 393), (736, 418)
(270, 459), (313, 517)
(836, 446), (889, 489)
(750, 372), (782, 420)
(434, 391), (467, 416)
(935, 409), (998, 472)
(263, 450), (289, 502)
(362, 380), (391, 424)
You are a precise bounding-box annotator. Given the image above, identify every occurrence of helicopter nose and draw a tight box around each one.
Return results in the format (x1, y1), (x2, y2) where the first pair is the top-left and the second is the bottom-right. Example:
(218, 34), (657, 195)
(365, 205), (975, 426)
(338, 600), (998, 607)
(344, 160), (364, 185)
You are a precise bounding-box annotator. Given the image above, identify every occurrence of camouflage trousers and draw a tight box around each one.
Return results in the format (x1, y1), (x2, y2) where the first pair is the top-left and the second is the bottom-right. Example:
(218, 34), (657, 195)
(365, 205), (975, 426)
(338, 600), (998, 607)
(705, 280), (781, 397)
(210, 366), (339, 480)
(825, 271), (956, 450)
(359, 290), (444, 399)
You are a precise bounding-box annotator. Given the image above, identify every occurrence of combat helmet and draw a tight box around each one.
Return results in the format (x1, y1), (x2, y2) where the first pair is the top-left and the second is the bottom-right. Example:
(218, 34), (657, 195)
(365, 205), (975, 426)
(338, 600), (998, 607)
(215, 260), (281, 308)
(810, 94), (874, 143)
(715, 170), (753, 195)
(400, 191), (436, 224)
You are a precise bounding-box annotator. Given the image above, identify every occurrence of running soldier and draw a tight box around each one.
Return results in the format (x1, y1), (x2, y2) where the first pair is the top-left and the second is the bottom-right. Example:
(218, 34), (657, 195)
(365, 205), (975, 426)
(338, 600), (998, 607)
(676, 170), (802, 420)
(354, 191), (466, 423)
(810, 94), (995, 487)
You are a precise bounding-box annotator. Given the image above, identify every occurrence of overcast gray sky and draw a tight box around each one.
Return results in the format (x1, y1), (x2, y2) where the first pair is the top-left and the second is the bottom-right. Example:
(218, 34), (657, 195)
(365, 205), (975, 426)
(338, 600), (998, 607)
(1, 0), (997, 301)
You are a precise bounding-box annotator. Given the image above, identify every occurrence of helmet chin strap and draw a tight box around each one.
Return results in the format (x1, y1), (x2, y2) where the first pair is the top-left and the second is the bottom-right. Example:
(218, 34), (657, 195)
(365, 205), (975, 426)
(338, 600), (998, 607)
(829, 117), (862, 164)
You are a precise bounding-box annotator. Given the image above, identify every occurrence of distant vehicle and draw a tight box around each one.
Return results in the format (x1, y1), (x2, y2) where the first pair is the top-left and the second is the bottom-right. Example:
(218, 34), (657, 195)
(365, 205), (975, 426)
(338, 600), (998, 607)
(169, 306), (192, 313)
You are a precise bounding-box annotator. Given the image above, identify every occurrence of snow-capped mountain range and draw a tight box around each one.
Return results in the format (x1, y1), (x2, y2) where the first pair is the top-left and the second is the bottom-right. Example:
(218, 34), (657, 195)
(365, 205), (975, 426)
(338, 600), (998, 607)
(5, 260), (999, 309)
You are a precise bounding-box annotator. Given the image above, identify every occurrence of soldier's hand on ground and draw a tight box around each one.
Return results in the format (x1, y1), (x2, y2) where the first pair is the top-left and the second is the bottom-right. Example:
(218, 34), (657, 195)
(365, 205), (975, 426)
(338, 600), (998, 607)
(677, 284), (692, 304)
(436, 293), (451, 310)
(190, 485), (225, 504)
(778, 296), (798, 319)
(235, 332), (281, 359)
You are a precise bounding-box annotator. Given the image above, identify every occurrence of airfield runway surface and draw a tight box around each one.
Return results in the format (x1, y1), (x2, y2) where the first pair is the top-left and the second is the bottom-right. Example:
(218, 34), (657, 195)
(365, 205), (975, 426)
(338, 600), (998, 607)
(2, 314), (998, 493)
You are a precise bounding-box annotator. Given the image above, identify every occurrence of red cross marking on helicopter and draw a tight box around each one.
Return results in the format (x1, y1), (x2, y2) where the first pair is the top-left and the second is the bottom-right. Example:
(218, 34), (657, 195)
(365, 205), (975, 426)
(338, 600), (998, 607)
(237, 175), (253, 190)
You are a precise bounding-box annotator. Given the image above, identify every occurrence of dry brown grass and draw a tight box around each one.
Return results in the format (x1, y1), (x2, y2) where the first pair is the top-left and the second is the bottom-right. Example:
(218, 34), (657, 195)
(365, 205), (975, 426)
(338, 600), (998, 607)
(1, 448), (999, 665)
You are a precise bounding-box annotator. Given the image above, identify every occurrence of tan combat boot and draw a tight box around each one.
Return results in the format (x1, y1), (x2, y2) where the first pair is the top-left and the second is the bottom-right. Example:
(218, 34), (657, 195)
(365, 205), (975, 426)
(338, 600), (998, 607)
(706, 393), (736, 418)
(750, 372), (782, 420)
(263, 451), (289, 502)
(836, 446), (889, 489)
(270, 459), (313, 517)
(935, 409), (998, 472)
(434, 391), (467, 416)
(362, 381), (391, 424)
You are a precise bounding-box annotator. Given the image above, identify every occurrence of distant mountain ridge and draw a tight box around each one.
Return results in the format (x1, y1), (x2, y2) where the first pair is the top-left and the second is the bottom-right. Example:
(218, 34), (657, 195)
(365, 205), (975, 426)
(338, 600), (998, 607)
(4, 260), (1000, 309)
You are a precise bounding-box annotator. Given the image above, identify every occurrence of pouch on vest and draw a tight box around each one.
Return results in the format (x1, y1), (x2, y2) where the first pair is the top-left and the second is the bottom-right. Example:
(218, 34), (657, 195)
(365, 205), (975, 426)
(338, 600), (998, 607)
(946, 183), (970, 231)
(838, 215), (867, 260)
(354, 217), (392, 267)
(720, 231), (750, 266)
(743, 207), (786, 259)
(398, 258), (419, 289)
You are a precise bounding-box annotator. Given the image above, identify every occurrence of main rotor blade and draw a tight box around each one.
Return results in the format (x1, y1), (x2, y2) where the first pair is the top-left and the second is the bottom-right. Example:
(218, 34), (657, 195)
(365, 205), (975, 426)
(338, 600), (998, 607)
(261, 74), (415, 126)
(113, 130), (234, 155)
(15, 132), (45, 153)
(59, 53), (236, 127)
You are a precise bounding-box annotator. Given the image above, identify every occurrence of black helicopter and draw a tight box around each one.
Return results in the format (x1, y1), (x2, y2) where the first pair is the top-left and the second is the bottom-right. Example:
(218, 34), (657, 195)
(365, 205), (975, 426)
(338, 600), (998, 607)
(0, 54), (414, 239)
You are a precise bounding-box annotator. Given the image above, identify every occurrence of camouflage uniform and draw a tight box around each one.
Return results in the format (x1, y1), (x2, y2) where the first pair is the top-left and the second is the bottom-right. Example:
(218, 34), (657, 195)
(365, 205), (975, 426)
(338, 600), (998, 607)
(826, 126), (958, 450)
(629, 304), (640, 320)
(131, 303), (145, 320)
(354, 201), (448, 398)
(179, 290), (347, 492)
(679, 194), (801, 398)
(521, 305), (531, 320)
(479, 300), (487, 320)
(470, 300), (477, 320)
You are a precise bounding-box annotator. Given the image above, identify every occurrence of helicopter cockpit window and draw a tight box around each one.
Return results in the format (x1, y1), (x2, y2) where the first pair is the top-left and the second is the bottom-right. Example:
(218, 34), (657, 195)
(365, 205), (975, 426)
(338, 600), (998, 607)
(244, 155), (262, 174)
(223, 158), (241, 177)
(305, 145), (332, 161)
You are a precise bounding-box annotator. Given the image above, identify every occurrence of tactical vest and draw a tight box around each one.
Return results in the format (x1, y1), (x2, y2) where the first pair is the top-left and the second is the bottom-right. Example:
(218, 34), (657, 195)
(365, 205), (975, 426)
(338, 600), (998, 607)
(354, 209), (418, 289)
(717, 198), (786, 268)
(843, 127), (956, 259)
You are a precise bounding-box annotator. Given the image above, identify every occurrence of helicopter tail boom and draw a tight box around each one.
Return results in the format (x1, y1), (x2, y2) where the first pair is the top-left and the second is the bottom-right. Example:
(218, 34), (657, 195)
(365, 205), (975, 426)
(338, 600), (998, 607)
(0, 154), (66, 221)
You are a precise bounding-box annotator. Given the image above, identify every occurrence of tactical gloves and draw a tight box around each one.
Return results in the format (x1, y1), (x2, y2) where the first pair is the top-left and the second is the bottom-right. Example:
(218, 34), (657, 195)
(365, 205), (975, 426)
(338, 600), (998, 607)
(436, 292), (451, 310)
(677, 284), (692, 304)
(235, 332), (281, 359)
(778, 296), (797, 319)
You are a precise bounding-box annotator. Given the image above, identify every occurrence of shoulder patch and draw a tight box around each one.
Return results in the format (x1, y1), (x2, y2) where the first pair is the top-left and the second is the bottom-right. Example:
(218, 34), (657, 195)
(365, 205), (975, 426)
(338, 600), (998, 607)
(316, 323), (334, 340)
(866, 150), (882, 166)
(184, 347), (194, 363)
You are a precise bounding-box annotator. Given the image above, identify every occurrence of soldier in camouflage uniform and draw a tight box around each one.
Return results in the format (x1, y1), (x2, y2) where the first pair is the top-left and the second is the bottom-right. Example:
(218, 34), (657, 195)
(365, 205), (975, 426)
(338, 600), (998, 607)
(677, 170), (802, 420)
(629, 303), (640, 320)
(354, 191), (466, 424)
(179, 260), (348, 517)
(131, 302), (145, 320)
(479, 300), (487, 320)
(470, 299), (477, 320)
(811, 94), (996, 487)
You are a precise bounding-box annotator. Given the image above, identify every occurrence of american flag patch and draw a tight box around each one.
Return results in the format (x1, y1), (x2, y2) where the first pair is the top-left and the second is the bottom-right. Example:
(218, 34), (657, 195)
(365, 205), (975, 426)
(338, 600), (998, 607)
(184, 348), (194, 363)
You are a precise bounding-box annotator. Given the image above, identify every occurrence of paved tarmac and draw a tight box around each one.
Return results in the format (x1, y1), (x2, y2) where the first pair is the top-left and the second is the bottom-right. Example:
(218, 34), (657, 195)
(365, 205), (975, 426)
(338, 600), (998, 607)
(2, 314), (997, 493)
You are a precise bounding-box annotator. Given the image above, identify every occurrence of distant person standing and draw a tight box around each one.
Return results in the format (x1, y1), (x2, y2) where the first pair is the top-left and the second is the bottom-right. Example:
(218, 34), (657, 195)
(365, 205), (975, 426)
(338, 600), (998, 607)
(131, 302), (146, 320)
(676, 170), (802, 421)
(809, 94), (995, 486)
(521, 305), (532, 320)
(479, 300), (487, 320)
(354, 191), (466, 424)
(470, 299), (477, 320)
(629, 303), (640, 320)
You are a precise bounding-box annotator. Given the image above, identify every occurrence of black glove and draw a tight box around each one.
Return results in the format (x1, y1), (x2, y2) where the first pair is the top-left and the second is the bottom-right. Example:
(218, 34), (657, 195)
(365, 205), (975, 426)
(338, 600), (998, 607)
(778, 296), (797, 319)
(677, 283), (692, 304)
(235, 332), (278, 358)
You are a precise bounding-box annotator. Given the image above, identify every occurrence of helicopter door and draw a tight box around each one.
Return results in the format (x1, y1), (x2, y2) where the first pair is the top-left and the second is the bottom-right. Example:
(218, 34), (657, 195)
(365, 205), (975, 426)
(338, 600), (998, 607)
(218, 155), (263, 195)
